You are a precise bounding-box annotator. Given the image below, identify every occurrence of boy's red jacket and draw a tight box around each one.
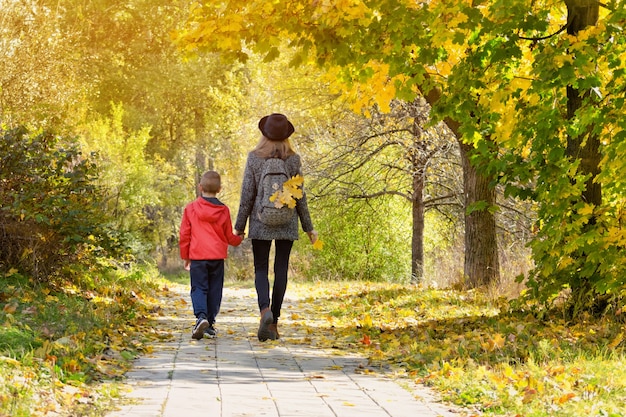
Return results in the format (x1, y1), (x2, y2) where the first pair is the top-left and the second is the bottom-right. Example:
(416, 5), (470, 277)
(179, 197), (242, 260)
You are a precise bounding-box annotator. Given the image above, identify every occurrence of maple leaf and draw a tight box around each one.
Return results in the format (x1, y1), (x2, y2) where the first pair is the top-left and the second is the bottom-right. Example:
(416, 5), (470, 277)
(313, 239), (324, 250)
(608, 332), (624, 349)
(481, 333), (506, 352)
(269, 175), (304, 209)
(360, 334), (371, 346)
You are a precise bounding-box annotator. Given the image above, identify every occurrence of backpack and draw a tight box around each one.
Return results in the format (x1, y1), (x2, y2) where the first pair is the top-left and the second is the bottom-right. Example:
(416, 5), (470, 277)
(257, 157), (296, 226)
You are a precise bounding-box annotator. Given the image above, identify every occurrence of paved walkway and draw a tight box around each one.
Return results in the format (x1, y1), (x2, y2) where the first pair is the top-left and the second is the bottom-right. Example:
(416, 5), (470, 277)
(107, 285), (461, 417)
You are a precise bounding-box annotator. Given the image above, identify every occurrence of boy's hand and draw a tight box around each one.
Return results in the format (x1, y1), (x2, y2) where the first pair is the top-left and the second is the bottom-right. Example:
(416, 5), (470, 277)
(235, 230), (245, 238)
(184, 259), (191, 271)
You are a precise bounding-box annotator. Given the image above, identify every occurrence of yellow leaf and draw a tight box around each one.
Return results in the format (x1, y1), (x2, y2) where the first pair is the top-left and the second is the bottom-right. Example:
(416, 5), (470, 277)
(285, 196), (297, 209)
(555, 393), (576, 404)
(313, 238), (324, 250)
(481, 333), (505, 351)
(269, 175), (304, 209)
(608, 332), (624, 349)
(290, 187), (303, 200)
(362, 314), (373, 328)
(579, 204), (594, 216)
(284, 175), (304, 189)
(493, 333), (506, 349)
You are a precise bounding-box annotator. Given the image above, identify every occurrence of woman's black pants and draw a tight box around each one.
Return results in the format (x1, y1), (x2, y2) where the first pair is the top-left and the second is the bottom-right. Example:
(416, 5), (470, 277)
(252, 239), (294, 323)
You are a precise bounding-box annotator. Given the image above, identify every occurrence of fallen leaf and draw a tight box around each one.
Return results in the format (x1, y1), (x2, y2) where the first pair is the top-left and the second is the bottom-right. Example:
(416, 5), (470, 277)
(608, 332), (624, 349)
(3, 302), (18, 314)
(555, 393), (576, 404)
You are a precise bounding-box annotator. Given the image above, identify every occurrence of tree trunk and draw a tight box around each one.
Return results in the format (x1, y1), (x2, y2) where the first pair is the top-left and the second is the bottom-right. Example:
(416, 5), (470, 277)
(564, 0), (601, 305)
(565, 0), (601, 207)
(460, 141), (500, 287)
(410, 105), (427, 283)
(422, 84), (500, 288)
(411, 160), (425, 282)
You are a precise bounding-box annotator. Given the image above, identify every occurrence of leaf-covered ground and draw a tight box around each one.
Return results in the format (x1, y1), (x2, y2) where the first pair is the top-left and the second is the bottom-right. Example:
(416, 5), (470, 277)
(284, 281), (626, 417)
(0, 268), (166, 417)
(2, 274), (626, 417)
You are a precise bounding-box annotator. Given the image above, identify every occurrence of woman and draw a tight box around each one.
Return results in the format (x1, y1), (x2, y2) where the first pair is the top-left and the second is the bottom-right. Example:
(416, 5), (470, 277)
(235, 113), (318, 341)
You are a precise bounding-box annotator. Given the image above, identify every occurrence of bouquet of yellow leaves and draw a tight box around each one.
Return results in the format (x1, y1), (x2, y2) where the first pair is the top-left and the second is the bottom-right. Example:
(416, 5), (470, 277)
(268, 175), (324, 251)
(269, 175), (303, 209)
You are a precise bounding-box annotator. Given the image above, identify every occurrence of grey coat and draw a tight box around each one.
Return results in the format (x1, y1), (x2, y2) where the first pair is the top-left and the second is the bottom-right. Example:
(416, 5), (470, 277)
(235, 152), (314, 241)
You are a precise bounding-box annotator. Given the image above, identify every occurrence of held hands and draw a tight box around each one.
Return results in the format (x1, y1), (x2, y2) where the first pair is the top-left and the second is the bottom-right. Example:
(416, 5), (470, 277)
(235, 230), (245, 238)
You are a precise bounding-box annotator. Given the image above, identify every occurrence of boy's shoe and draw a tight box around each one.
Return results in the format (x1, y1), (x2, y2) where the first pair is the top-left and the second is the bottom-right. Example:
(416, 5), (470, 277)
(204, 325), (217, 338)
(192, 318), (209, 340)
(258, 309), (274, 342)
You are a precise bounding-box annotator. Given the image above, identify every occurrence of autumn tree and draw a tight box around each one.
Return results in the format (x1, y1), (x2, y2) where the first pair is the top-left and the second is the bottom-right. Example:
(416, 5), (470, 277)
(0, 1), (82, 130)
(174, 0), (504, 287)
(176, 1), (626, 309)
(0, 0), (254, 267)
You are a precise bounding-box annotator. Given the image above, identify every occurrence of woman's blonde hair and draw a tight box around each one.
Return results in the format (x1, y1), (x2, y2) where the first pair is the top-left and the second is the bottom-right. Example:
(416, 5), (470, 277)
(253, 136), (296, 159)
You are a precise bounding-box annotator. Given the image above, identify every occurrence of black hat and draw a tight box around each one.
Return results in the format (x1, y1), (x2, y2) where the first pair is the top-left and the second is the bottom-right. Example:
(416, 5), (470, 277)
(258, 113), (295, 141)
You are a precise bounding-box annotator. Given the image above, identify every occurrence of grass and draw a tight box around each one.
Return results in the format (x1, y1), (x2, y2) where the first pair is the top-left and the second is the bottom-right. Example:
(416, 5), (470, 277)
(0, 266), (165, 417)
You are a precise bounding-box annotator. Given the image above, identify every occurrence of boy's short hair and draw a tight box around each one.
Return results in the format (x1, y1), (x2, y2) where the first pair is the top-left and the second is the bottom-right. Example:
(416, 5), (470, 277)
(200, 171), (221, 193)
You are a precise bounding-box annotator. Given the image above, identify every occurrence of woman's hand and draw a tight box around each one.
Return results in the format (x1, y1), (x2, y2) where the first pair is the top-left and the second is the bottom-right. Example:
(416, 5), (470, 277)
(307, 230), (318, 244)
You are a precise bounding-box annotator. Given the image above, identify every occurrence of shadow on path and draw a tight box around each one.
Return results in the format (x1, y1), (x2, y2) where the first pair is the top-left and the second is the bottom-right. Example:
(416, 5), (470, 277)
(106, 285), (462, 417)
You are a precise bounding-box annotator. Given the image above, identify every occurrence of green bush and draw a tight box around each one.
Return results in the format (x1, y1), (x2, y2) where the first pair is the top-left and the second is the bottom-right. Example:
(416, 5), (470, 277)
(0, 127), (123, 282)
(298, 196), (412, 282)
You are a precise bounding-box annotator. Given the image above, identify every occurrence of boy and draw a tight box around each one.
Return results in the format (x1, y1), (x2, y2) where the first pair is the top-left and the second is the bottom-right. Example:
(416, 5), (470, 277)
(179, 171), (243, 340)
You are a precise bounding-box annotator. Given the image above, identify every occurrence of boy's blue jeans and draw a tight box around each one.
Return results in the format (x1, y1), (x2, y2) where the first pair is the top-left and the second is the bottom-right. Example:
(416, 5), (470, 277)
(252, 239), (293, 322)
(189, 259), (225, 324)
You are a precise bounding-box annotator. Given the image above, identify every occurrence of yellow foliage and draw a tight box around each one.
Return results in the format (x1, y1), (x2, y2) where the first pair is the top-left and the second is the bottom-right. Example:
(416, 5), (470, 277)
(608, 332), (624, 349)
(578, 204), (595, 216)
(316, 0), (371, 24)
(481, 333), (505, 352)
(269, 175), (304, 208)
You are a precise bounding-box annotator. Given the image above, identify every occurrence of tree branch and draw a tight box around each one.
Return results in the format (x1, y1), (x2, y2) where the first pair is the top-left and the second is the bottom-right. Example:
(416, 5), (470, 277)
(518, 13), (573, 41)
(349, 190), (412, 202)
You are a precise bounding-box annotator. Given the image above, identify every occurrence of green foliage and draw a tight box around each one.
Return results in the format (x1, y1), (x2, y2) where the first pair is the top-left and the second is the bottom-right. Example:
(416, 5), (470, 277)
(299, 196), (412, 282)
(483, 5), (626, 311)
(0, 127), (122, 281)
(80, 104), (160, 240)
